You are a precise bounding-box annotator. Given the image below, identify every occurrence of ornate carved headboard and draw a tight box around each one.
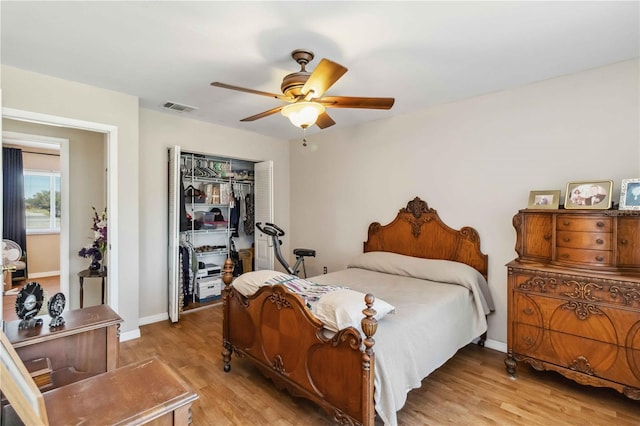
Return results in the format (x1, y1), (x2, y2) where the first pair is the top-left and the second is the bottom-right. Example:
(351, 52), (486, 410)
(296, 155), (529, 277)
(363, 197), (489, 279)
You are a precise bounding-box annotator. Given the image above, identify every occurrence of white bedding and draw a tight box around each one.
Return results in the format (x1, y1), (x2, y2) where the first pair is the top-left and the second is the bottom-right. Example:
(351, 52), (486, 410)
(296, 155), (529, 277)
(232, 252), (494, 426)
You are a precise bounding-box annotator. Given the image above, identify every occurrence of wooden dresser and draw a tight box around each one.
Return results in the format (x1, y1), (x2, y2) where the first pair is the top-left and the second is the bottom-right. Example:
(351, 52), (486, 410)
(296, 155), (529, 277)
(506, 208), (640, 400)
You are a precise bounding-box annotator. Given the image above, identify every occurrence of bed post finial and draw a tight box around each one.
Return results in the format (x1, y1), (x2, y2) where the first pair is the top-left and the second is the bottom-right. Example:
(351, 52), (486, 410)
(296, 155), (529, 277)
(361, 294), (378, 370)
(222, 258), (234, 288)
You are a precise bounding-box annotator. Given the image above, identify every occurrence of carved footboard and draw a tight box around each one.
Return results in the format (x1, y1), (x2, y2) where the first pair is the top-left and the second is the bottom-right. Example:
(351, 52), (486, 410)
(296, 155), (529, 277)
(221, 260), (378, 426)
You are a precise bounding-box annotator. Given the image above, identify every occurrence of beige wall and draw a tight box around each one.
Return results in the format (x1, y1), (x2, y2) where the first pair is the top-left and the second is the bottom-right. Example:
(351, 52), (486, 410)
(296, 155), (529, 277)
(3, 120), (106, 305)
(138, 108), (290, 319)
(289, 59), (640, 347)
(2, 65), (140, 335)
(25, 234), (59, 274)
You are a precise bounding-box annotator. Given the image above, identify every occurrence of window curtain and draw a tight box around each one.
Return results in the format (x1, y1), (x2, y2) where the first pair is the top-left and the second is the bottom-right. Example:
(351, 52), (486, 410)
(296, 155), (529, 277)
(2, 147), (28, 280)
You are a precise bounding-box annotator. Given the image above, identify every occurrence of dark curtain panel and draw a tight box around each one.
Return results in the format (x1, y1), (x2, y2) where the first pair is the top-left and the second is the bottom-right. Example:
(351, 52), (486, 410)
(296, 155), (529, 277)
(2, 147), (28, 280)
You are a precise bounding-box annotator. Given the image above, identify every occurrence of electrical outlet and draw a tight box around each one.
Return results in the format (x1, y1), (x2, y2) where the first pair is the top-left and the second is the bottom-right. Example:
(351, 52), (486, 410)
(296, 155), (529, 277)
(323, 266), (328, 274)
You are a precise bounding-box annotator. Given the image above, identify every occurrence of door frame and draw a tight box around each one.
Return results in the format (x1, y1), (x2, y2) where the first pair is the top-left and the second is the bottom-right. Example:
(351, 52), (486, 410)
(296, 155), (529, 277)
(2, 107), (119, 312)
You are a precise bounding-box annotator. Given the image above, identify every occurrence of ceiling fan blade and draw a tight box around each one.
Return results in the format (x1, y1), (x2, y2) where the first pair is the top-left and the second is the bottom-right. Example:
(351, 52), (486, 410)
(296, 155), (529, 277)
(211, 82), (292, 101)
(240, 105), (284, 122)
(301, 59), (348, 99)
(315, 111), (335, 129)
(318, 96), (395, 110)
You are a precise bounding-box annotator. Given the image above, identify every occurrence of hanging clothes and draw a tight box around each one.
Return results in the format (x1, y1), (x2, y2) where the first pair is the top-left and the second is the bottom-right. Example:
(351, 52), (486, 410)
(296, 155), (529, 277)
(179, 238), (198, 307)
(243, 191), (255, 236)
(179, 172), (188, 232)
(178, 245), (191, 307)
(230, 192), (241, 237)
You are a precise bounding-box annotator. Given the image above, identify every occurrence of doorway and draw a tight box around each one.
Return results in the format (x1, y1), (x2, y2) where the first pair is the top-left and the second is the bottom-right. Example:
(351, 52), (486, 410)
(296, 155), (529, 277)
(2, 131), (68, 321)
(1, 107), (119, 321)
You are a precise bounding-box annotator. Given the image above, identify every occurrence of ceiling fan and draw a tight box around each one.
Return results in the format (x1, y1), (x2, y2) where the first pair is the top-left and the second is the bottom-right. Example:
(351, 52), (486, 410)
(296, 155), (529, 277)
(211, 49), (395, 130)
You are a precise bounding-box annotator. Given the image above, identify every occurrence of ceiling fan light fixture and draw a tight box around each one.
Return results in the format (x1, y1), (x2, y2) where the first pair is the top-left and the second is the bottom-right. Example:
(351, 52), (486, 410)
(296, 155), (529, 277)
(281, 102), (325, 128)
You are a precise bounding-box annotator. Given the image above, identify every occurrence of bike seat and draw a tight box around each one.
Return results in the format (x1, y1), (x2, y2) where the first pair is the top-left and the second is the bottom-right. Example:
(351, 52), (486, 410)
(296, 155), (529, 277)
(293, 248), (316, 258)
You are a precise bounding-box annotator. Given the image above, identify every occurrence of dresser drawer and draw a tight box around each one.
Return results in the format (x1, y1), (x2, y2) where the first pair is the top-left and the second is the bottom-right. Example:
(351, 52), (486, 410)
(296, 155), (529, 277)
(556, 247), (612, 265)
(512, 324), (640, 388)
(511, 268), (640, 311)
(513, 292), (620, 345)
(556, 231), (611, 250)
(513, 293), (543, 327)
(556, 216), (612, 232)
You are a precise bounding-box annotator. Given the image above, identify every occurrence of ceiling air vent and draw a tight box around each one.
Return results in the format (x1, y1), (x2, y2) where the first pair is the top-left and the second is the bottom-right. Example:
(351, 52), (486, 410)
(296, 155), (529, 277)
(163, 101), (198, 113)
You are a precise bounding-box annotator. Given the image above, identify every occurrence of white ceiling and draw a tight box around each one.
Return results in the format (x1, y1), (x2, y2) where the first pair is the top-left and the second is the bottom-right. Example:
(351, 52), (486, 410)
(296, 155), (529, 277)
(2, 1), (638, 141)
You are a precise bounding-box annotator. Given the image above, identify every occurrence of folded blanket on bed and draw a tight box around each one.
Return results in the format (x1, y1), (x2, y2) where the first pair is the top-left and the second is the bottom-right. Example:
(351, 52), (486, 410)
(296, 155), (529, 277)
(263, 274), (345, 309)
(232, 270), (396, 332)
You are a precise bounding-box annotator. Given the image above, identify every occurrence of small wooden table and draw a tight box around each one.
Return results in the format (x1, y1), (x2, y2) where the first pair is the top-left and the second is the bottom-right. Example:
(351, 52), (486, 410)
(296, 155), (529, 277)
(78, 267), (107, 308)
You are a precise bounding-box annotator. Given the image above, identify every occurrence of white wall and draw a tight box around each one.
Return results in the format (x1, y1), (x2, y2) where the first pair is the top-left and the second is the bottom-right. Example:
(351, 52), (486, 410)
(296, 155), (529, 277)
(1, 65), (141, 334)
(289, 59), (640, 345)
(138, 108), (290, 320)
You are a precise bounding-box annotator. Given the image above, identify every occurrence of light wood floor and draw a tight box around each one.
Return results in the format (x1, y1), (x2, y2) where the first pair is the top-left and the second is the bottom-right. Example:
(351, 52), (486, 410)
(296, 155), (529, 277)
(120, 305), (639, 425)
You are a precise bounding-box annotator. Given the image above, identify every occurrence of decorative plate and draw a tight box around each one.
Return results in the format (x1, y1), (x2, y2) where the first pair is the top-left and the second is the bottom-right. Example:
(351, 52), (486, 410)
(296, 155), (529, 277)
(48, 292), (66, 318)
(15, 281), (44, 320)
(48, 292), (66, 328)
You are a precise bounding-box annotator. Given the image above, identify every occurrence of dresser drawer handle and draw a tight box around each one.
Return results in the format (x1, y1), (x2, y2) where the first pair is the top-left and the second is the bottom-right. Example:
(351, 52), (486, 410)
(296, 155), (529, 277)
(596, 221), (605, 228)
(522, 308), (533, 316)
(621, 239), (628, 245)
(524, 336), (534, 346)
(595, 256), (604, 262)
(596, 239), (604, 245)
(563, 221), (570, 226)
(560, 253), (569, 259)
(562, 237), (570, 243)
(544, 234), (551, 241)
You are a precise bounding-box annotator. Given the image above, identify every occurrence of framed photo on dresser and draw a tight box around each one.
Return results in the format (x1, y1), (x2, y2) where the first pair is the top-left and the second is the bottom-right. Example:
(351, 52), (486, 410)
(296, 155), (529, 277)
(619, 178), (640, 210)
(527, 190), (560, 209)
(565, 180), (613, 210)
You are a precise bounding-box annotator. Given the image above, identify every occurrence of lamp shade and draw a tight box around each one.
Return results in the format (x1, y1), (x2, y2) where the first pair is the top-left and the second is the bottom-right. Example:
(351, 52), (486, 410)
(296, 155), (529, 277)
(281, 102), (325, 128)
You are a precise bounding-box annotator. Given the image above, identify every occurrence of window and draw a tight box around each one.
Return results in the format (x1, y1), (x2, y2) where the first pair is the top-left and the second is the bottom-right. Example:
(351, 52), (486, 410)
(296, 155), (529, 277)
(24, 171), (61, 233)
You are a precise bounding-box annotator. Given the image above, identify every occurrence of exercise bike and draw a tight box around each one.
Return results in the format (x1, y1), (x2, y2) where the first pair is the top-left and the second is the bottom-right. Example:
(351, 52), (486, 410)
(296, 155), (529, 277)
(256, 222), (316, 278)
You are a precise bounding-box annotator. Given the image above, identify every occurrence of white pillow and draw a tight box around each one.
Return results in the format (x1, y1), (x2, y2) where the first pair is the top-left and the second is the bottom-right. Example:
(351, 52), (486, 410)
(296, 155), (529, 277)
(232, 270), (287, 297)
(313, 289), (395, 333)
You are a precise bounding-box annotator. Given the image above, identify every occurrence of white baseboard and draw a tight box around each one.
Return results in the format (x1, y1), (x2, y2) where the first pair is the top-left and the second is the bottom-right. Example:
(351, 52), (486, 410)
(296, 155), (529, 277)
(139, 312), (169, 326)
(483, 338), (507, 353)
(120, 328), (141, 342)
(120, 313), (170, 342)
(28, 271), (60, 279)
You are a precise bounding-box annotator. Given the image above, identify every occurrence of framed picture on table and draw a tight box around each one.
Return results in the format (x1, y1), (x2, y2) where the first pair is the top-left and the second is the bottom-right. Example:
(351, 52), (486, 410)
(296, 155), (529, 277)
(527, 190), (561, 209)
(619, 178), (640, 210)
(565, 180), (613, 210)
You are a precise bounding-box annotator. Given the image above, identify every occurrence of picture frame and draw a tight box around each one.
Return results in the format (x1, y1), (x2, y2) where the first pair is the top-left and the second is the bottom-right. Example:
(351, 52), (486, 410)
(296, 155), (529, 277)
(527, 190), (561, 209)
(565, 180), (613, 210)
(619, 178), (640, 210)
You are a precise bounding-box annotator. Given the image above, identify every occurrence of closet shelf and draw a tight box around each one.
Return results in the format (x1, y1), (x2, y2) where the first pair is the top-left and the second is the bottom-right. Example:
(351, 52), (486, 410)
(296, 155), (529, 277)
(181, 228), (236, 235)
(196, 249), (228, 256)
(186, 203), (231, 208)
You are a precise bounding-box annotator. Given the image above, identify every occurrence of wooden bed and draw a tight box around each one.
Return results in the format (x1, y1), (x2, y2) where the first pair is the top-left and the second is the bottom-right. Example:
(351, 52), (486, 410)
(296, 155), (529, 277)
(221, 197), (489, 425)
